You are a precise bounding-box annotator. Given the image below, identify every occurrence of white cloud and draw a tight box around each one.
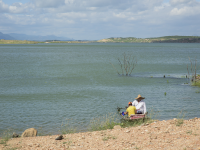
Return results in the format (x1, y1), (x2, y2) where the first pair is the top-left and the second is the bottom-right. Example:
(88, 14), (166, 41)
(113, 12), (127, 19)
(34, 0), (65, 8)
(170, 6), (200, 15)
(86, 7), (97, 11)
(170, 0), (192, 5)
(154, 3), (170, 11)
(169, 0), (200, 7)
(56, 12), (87, 18)
(0, 0), (200, 39)
(9, 3), (24, 13)
(0, 0), (9, 13)
(65, 0), (74, 4)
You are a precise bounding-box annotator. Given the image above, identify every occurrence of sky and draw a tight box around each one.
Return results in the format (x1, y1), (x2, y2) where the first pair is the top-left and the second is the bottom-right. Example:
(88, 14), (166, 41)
(0, 0), (200, 40)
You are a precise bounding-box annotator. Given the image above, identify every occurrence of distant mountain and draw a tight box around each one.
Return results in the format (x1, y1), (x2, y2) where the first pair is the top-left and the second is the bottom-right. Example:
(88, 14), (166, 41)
(0, 32), (15, 40)
(8, 33), (73, 41)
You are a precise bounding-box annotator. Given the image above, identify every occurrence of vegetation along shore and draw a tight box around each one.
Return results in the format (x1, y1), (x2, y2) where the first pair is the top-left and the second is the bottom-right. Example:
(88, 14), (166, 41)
(1, 36), (200, 44)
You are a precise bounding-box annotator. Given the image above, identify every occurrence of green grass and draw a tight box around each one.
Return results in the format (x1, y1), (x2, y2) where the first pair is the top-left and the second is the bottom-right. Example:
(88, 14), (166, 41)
(63, 141), (72, 146)
(195, 90), (200, 93)
(88, 113), (121, 131)
(102, 134), (117, 141)
(120, 108), (157, 128)
(0, 128), (13, 146)
(89, 108), (158, 131)
(175, 111), (185, 126)
(176, 119), (184, 126)
(186, 130), (192, 135)
(59, 118), (78, 134)
(192, 80), (200, 87)
(120, 118), (151, 128)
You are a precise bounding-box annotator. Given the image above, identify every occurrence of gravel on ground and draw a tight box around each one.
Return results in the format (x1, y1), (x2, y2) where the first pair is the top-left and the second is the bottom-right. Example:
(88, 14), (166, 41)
(1, 118), (200, 150)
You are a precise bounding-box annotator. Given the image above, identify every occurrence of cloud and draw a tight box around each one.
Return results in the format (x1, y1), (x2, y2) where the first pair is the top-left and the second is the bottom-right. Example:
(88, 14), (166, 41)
(170, 0), (193, 5)
(170, 6), (200, 16)
(170, 0), (200, 16)
(0, 0), (200, 39)
(33, 0), (65, 8)
(0, 0), (35, 14)
(0, 0), (9, 13)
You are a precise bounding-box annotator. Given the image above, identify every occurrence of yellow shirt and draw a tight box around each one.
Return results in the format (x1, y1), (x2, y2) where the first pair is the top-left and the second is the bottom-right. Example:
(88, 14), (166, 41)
(126, 106), (136, 117)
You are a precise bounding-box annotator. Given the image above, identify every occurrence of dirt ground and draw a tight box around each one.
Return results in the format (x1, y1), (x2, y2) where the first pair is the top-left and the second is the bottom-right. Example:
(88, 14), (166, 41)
(1, 118), (200, 150)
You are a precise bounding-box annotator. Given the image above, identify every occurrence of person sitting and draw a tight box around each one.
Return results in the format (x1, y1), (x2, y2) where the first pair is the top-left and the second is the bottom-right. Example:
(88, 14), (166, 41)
(132, 94), (146, 114)
(124, 102), (136, 117)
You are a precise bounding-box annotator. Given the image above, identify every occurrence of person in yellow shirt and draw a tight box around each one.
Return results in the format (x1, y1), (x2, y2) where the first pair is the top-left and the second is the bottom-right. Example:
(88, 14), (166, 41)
(124, 102), (136, 117)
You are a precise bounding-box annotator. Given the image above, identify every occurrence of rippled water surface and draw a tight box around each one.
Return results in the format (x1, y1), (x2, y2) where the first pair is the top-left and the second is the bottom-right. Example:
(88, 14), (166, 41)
(0, 43), (200, 135)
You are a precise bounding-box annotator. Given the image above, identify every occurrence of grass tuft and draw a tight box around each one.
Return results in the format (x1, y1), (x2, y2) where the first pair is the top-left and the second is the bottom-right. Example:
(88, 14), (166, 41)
(192, 81), (200, 87)
(102, 134), (117, 141)
(195, 90), (200, 93)
(0, 128), (13, 146)
(59, 118), (77, 134)
(88, 113), (120, 131)
(175, 110), (185, 126)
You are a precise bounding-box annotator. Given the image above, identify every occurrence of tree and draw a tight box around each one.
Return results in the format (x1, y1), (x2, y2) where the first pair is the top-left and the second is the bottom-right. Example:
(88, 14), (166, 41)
(111, 52), (137, 76)
(187, 57), (200, 86)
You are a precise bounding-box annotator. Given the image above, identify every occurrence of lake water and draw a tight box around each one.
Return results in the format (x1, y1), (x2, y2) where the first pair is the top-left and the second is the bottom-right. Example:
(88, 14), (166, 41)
(0, 43), (200, 136)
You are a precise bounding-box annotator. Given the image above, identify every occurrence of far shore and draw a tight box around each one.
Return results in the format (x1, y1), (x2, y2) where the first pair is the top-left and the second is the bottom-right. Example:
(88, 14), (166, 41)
(1, 36), (200, 44)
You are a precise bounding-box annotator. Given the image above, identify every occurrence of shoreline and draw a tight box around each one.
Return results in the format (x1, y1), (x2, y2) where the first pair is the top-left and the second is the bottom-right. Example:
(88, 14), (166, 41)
(1, 36), (200, 44)
(1, 117), (200, 150)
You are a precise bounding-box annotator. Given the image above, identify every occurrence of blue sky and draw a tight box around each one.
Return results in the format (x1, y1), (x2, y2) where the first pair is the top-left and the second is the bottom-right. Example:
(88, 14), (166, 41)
(1, 0), (200, 40)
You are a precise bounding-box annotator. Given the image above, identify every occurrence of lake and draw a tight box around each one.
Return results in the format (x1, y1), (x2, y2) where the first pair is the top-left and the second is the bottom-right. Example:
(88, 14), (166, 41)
(0, 43), (200, 136)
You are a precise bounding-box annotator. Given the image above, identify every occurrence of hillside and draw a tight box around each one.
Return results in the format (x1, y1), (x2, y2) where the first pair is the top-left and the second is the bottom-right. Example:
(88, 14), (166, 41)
(0, 32), (73, 41)
(0, 32), (15, 40)
(1, 36), (200, 44)
(97, 36), (200, 43)
(8, 33), (73, 41)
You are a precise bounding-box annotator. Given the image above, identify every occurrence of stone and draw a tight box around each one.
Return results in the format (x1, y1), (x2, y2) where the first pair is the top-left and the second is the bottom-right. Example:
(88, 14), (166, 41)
(55, 135), (64, 140)
(113, 125), (121, 129)
(12, 132), (19, 138)
(21, 128), (37, 137)
(82, 136), (85, 139)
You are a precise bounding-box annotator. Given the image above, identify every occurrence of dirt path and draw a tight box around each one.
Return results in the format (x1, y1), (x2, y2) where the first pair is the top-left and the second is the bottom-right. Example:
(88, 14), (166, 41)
(1, 118), (200, 150)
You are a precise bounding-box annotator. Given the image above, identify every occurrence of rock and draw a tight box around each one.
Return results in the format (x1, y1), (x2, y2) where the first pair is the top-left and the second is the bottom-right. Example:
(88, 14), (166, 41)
(82, 136), (85, 139)
(55, 135), (63, 140)
(21, 128), (37, 137)
(12, 132), (19, 138)
(113, 125), (121, 129)
(125, 130), (130, 133)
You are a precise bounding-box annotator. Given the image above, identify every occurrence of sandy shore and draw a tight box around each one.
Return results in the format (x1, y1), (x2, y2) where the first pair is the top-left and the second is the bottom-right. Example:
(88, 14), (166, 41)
(1, 118), (200, 150)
